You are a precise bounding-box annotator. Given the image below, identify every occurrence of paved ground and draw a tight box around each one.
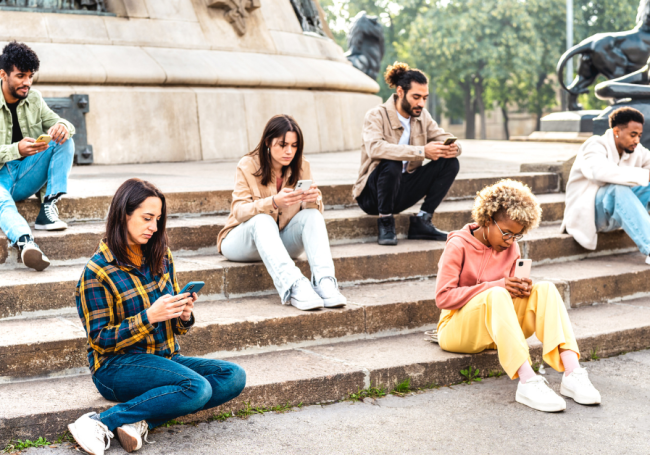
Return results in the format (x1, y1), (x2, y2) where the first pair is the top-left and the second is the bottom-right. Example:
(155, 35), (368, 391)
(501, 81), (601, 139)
(66, 140), (581, 197)
(23, 349), (650, 455)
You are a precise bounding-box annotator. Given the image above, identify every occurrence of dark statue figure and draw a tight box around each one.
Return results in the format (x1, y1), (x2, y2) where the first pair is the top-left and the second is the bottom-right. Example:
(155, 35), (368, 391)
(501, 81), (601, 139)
(557, 0), (650, 110)
(345, 11), (385, 80)
(290, 0), (326, 37)
(0, 0), (106, 12)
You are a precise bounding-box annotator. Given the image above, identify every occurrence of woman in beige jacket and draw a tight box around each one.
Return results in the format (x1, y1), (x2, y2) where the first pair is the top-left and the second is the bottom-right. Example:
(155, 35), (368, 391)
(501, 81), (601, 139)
(218, 115), (346, 310)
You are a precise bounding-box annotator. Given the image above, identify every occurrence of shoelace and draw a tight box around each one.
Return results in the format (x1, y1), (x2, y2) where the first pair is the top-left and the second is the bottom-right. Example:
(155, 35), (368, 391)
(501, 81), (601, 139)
(44, 201), (61, 222)
(569, 368), (592, 387)
(132, 420), (153, 444)
(16, 238), (40, 251)
(528, 376), (555, 395)
(93, 420), (114, 451)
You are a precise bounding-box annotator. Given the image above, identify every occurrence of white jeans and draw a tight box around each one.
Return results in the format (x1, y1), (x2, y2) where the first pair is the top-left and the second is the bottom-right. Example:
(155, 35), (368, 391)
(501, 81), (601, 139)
(221, 209), (336, 303)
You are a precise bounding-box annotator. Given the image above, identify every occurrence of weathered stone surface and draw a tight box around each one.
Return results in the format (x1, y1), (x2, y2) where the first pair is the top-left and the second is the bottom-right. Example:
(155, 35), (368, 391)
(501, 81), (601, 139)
(43, 14), (110, 45)
(29, 43), (107, 84)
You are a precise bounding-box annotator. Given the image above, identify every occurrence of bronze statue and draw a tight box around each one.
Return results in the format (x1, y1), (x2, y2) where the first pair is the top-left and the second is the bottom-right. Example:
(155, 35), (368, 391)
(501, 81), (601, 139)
(0, 0), (106, 11)
(557, 0), (650, 110)
(595, 58), (650, 101)
(290, 0), (326, 37)
(345, 11), (385, 80)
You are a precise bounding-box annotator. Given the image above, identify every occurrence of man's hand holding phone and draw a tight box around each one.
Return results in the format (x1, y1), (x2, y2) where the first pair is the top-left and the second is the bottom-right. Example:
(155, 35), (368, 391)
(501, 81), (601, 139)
(505, 277), (532, 299)
(424, 141), (459, 161)
(146, 293), (196, 324)
(18, 137), (49, 157)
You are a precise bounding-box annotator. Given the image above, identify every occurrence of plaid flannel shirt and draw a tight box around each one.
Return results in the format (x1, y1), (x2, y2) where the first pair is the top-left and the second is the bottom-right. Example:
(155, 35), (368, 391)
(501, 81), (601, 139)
(75, 241), (194, 374)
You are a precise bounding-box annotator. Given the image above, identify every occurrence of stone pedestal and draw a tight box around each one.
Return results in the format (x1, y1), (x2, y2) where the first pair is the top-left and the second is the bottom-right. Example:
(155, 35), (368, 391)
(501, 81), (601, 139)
(593, 100), (650, 150)
(540, 110), (602, 133)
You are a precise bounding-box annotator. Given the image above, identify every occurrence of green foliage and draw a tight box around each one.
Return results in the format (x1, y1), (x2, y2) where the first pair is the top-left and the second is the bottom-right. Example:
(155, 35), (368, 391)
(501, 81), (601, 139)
(488, 369), (505, 378)
(161, 419), (185, 428)
(460, 366), (482, 384)
(207, 402), (302, 422)
(348, 384), (388, 401)
(391, 377), (412, 396)
(3, 437), (51, 453)
(590, 347), (601, 361)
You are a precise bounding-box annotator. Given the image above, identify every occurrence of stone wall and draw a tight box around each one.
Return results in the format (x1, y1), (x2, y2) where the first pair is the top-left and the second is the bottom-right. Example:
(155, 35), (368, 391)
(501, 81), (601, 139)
(0, 0), (381, 163)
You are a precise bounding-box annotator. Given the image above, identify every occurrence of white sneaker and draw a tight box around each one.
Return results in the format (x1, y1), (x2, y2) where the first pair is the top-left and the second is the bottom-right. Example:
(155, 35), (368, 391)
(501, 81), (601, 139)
(16, 236), (50, 271)
(68, 412), (113, 455)
(117, 420), (153, 453)
(560, 367), (601, 405)
(515, 375), (566, 412)
(313, 277), (347, 308)
(646, 255), (650, 266)
(290, 277), (324, 310)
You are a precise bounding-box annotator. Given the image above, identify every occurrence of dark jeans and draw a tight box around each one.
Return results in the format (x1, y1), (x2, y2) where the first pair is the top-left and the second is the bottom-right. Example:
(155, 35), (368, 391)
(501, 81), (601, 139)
(357, 158), (460, 215)
(92, 354), (246, 431)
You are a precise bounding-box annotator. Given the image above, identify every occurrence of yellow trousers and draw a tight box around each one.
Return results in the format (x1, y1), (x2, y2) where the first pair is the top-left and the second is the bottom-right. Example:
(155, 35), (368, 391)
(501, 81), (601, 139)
(437, 282), (580, 379)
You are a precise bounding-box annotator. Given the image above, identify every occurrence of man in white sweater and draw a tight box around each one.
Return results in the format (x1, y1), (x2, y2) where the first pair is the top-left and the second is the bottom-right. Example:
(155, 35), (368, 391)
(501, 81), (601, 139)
(562, 107), (650, 263)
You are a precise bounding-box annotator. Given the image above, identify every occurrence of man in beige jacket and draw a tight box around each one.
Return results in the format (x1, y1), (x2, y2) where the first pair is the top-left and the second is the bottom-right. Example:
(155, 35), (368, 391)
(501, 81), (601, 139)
(562, 107), (650, 263)
(353, 63), (460, 245)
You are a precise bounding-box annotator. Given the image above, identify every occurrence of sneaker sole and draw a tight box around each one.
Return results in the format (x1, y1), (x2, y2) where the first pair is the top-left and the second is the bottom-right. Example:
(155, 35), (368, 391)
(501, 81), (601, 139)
(117, 427), (141, 453)
(322, 297), (347, 308)
(22, 249), (50, 271)
(377, 239), (398, 245)
(290, 300), (324, 311)
(34, 223), (68, 231)
(407, 234), (447, 241)
(515, 392), (566, 412)
(67, 423), (100, 455)
(560, 384), (601, 405)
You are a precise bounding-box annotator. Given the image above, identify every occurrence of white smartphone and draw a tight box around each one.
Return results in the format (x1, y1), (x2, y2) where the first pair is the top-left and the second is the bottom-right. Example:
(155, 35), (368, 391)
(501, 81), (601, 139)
(294, 179), (312, 192)
(514, 259), (532, 279)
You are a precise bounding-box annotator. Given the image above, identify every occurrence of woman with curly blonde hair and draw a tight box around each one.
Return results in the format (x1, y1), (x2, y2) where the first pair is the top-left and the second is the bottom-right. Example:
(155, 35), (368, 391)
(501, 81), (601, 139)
(435, 180), (601, 412)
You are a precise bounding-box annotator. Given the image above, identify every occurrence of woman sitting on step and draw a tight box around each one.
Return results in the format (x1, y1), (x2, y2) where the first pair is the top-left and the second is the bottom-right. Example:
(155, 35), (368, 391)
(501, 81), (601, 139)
(69, 178), (246, 455)
(217, 114), (346, 310)
(435, 179), (601, 412)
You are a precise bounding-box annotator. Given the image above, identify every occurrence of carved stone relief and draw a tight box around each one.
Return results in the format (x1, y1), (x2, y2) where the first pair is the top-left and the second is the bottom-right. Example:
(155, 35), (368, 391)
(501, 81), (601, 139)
(208, 0), (261, 36)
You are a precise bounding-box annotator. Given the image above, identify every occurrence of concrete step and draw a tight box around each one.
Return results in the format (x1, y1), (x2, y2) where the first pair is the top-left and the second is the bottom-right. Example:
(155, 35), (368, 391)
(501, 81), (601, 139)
(0, 193), (567, 265)
(2, 298), (649, 444)
(14, 172), (559, 224)
(0, 280), (440, 380)
(0, 232), (643, 319)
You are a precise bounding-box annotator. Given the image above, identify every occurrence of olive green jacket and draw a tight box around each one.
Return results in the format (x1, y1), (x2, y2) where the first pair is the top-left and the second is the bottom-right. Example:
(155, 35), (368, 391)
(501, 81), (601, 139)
(0, 82), (75, 169)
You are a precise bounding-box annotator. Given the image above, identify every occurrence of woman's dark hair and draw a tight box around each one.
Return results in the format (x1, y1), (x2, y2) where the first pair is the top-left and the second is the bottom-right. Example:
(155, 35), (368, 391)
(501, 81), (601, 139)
(609, 107), (645, 128)
(105, 179), (168, 275)
(0, 41), (40, 75)
(248, 114), (304, 187)
(384, 62), (428, 94)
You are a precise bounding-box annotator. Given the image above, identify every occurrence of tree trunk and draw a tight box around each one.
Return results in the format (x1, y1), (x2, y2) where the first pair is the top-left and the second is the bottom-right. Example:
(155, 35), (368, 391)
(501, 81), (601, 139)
(475, 78), (487, 140)
(463, 81), (475, 139)
(501, 106), (510, 140)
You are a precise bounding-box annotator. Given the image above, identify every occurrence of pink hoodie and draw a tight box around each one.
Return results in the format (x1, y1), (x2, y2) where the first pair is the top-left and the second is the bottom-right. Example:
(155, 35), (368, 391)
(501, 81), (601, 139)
(435, 223), (520, 310)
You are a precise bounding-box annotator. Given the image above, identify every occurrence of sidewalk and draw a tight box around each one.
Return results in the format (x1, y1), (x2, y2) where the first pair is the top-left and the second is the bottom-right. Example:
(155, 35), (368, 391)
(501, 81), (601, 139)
(67, 140), (581, 197)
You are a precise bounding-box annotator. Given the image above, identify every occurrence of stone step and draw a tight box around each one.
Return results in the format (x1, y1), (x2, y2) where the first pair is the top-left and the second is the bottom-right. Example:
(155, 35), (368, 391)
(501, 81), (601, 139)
(2, 298), (649, 444)
(14, 172), (559, 224)
(0, 280), (440, 380)
(0, 193), (567, 265)
(0, 232), (643, 319)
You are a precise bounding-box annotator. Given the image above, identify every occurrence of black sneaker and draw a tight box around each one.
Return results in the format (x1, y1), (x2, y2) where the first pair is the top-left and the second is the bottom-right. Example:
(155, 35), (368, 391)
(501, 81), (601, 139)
(377, 216), (397, 245)
(35, 198), (68, 231)
(16, 235), (50, 271)
(408, 213), (448, 241)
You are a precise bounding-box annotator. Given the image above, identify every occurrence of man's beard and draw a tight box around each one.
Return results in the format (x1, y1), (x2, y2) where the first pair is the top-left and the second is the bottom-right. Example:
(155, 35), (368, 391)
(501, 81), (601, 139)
(9, 83), (29, 100)
(624, 148), (635, 154)
(400, 96), (422, 118)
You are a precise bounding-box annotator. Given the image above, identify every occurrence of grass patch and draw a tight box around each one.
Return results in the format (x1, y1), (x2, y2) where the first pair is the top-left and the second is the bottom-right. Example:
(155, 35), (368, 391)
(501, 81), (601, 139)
(488, 369), (505, 378)
(590, 347), (600, 361)
(3, 437), (51, 453)
(348, 384), (387, 402)
(161, 419), (185, 428)
(391, 378), (413, 396)
(207, 401), (302, 423)
(460, 366), (482, 384)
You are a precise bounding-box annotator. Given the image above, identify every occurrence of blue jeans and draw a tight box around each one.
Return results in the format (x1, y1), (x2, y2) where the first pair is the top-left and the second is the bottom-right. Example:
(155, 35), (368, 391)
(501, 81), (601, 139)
(595, 183), (650, 255)
(0, 139), (74, 243)
(92, 354), (246, 431)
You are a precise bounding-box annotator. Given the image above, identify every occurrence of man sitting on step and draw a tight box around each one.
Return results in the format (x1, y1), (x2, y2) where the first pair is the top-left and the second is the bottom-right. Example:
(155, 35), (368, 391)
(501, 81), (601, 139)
(353, 62), (460, 245)
(563, 107), (650, 264)
(0, 41), (75, 271)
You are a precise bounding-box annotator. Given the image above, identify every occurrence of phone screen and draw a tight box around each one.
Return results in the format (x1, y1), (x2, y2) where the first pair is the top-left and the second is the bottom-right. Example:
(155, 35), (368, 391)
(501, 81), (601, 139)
(444, 137), (457, 145)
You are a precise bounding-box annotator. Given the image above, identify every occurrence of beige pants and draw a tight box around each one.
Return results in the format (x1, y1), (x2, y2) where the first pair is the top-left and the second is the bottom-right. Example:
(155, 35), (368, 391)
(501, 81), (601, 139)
(437, 282), (580, 379)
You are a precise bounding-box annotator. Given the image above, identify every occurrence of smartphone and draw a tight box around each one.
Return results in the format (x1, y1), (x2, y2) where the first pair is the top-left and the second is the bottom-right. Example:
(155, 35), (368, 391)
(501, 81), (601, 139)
(180, 281), (205, 295)
(294, 179), (312, 192)
(514, 259), (532, 279)
(35, 135), (51, 143)
(443, 137), (458, 145)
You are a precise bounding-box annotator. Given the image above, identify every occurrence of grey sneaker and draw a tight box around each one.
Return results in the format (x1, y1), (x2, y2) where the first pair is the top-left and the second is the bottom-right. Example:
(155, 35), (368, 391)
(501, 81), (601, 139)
(16, 235), (50, 271)
(290, 277), (324, 311)
(117, 420), (153, 453)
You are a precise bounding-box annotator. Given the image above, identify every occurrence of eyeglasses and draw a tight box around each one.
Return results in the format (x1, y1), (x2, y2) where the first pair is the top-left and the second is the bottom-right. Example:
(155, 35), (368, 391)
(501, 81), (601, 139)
(493, 219), (524, 241)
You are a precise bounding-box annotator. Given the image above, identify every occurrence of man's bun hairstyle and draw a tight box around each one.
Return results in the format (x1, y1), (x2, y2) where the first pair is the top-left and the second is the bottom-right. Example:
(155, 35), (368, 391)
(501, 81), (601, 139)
(384, 61), (428, 94)
(0, 41), (40, 75)
(609, 106), (644, 128)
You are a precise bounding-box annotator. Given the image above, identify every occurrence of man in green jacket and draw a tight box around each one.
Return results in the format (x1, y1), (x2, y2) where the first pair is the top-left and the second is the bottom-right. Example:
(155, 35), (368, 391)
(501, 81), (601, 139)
(0, 41), (75, 271)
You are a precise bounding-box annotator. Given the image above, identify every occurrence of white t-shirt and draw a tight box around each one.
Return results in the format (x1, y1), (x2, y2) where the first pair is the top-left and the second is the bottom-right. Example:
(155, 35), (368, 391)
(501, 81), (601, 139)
(397, 111), (411, 173)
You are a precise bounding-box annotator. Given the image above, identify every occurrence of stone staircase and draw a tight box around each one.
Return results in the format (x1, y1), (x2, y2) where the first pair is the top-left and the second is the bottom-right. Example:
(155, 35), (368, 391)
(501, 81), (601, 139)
(2, 165), (650, 444)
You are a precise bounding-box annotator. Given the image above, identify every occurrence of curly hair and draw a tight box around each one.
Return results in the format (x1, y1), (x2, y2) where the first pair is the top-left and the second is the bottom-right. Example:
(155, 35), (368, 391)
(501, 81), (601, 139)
(384, 61), (428, 94)
(471, 179), (542, 234)
(609, 106), (644, 128)
(0, 41), (40, 75)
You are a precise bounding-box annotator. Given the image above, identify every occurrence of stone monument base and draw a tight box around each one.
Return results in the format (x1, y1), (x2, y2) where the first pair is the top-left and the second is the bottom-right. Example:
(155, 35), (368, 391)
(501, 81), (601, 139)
(593, 100), (650, 149)
(540, 110), (602, 133)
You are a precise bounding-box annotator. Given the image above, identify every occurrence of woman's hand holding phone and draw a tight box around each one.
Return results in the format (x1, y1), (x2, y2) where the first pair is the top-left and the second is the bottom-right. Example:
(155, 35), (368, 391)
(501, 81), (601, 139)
(274, 188), (304, 209)
(146, 293), (193, 324)
(505, 277), (532, 299)
(300, 184), (319, 204)
(180, 292), (197, 321)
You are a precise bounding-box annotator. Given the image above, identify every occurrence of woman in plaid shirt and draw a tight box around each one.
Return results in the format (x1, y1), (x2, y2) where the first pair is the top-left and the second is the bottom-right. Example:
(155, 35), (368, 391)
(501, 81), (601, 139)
(68, 179), (246, 455)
